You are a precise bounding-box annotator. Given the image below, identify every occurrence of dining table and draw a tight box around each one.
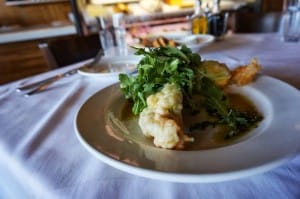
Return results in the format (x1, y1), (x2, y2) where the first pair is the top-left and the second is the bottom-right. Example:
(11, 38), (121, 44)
(0, 32), (300, 199)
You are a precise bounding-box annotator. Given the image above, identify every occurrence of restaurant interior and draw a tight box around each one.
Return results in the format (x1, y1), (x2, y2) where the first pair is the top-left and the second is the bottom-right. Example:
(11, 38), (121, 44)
(1, 0), (300, 198)
(0, 0), (285, 85)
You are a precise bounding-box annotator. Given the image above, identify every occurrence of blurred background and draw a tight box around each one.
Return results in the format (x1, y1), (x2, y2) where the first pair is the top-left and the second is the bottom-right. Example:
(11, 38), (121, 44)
(0, 0), (286, 84)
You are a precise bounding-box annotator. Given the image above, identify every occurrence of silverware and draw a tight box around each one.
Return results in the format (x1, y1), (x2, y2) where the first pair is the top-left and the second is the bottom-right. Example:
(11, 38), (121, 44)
(16, 68), (78, 92)
(23, 70), (78, 96)
(17, 49), (104, 96)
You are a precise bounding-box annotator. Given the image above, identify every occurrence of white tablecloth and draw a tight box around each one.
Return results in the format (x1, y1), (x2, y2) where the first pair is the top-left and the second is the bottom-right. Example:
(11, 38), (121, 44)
(1, 33), (300, 199)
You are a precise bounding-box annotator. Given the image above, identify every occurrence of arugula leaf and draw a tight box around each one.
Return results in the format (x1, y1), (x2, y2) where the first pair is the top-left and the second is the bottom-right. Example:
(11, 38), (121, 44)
(119, 45), (200, 115)
(198, 76), (262, 138)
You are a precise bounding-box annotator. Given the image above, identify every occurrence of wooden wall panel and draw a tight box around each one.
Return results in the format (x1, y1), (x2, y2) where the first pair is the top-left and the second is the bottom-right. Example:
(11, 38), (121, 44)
(0, 0), (71, 26)
(0, 40), (50, 85)
(260, 0), (284, 13)
(0, 0), (74, 84)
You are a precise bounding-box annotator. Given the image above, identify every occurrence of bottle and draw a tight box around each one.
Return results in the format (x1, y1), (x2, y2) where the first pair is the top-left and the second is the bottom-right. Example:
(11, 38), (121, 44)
(204, 3), (211, 18)
(208, 0), (228, 40)
(190, 0), (208, 34)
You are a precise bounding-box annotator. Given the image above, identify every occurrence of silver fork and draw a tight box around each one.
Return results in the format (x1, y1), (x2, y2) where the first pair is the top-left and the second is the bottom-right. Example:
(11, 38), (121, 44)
(17, 49), (104, 96)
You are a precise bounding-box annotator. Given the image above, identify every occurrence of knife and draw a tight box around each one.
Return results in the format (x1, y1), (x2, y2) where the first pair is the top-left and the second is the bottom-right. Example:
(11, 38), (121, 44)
(16, 49), (104, 93)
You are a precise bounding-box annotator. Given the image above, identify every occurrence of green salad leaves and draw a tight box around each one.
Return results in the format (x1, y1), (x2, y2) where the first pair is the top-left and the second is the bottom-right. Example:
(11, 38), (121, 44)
(198, 76), (262, 138)
(119, 45), (198, 115)
(119, 45), (262, 139)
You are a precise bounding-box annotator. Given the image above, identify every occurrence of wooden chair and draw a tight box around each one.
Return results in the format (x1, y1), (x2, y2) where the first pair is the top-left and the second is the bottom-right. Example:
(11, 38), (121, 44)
(234, 11), (283, 33)
(39, 34), (101, 69)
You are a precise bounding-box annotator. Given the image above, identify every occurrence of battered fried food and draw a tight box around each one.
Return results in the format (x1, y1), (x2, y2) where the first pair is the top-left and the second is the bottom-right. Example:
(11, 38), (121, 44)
(231, 58), (261, 86)
(138, 83), (193, 149)
(200, 60), (232, 88)
(139, 36), (180, 47)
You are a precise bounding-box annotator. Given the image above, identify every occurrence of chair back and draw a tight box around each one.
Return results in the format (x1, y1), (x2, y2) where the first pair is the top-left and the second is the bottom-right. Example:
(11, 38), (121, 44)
(39, 34), (101, 69)
(234, 12), (283, 33)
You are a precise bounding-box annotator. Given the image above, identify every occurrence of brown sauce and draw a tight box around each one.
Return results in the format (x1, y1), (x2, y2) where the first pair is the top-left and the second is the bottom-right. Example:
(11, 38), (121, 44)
(120, 93), (262, 150)
(184, 93), (262, 150)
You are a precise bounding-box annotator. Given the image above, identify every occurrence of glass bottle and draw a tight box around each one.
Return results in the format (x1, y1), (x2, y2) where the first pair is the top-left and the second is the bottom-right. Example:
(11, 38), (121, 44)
(208, 0), (228, 40)
(190, 0), (208, 34)
(204, 3), (211, 18)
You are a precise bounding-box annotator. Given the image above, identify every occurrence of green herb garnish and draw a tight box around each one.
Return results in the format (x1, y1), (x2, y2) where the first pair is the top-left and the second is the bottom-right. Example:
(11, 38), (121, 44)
(119, 45), (199, 115)
(197, 76), (262, 138)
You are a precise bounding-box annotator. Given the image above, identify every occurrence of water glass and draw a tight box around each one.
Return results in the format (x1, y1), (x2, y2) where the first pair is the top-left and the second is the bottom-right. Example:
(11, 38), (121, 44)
(112, 13), (128, 56)
(97, 15), (128, 56)
(282, 0), (300, 42)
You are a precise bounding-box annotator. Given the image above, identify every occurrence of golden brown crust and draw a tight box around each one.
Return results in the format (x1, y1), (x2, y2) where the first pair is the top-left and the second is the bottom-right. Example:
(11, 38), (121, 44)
(230, 58), (261, 86)
(139, 36), (180, 47)
(200, 60), (232, 88)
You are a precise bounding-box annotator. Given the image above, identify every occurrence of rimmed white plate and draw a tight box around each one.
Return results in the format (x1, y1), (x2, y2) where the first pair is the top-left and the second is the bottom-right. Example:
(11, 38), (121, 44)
(139, 31), (190, 40)
(77, 55), (141, 77)
(134, 33), (214, 52)
(178, 34), (215, 51)
(74, 76), (300, 183)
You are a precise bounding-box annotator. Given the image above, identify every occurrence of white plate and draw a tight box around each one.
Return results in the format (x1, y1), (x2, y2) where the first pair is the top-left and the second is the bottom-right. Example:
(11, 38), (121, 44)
(77, 55), (141, 77)
(177, 34), (215, 51)
(74, 76), (300, 183)
(135, 33), (214, 52)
